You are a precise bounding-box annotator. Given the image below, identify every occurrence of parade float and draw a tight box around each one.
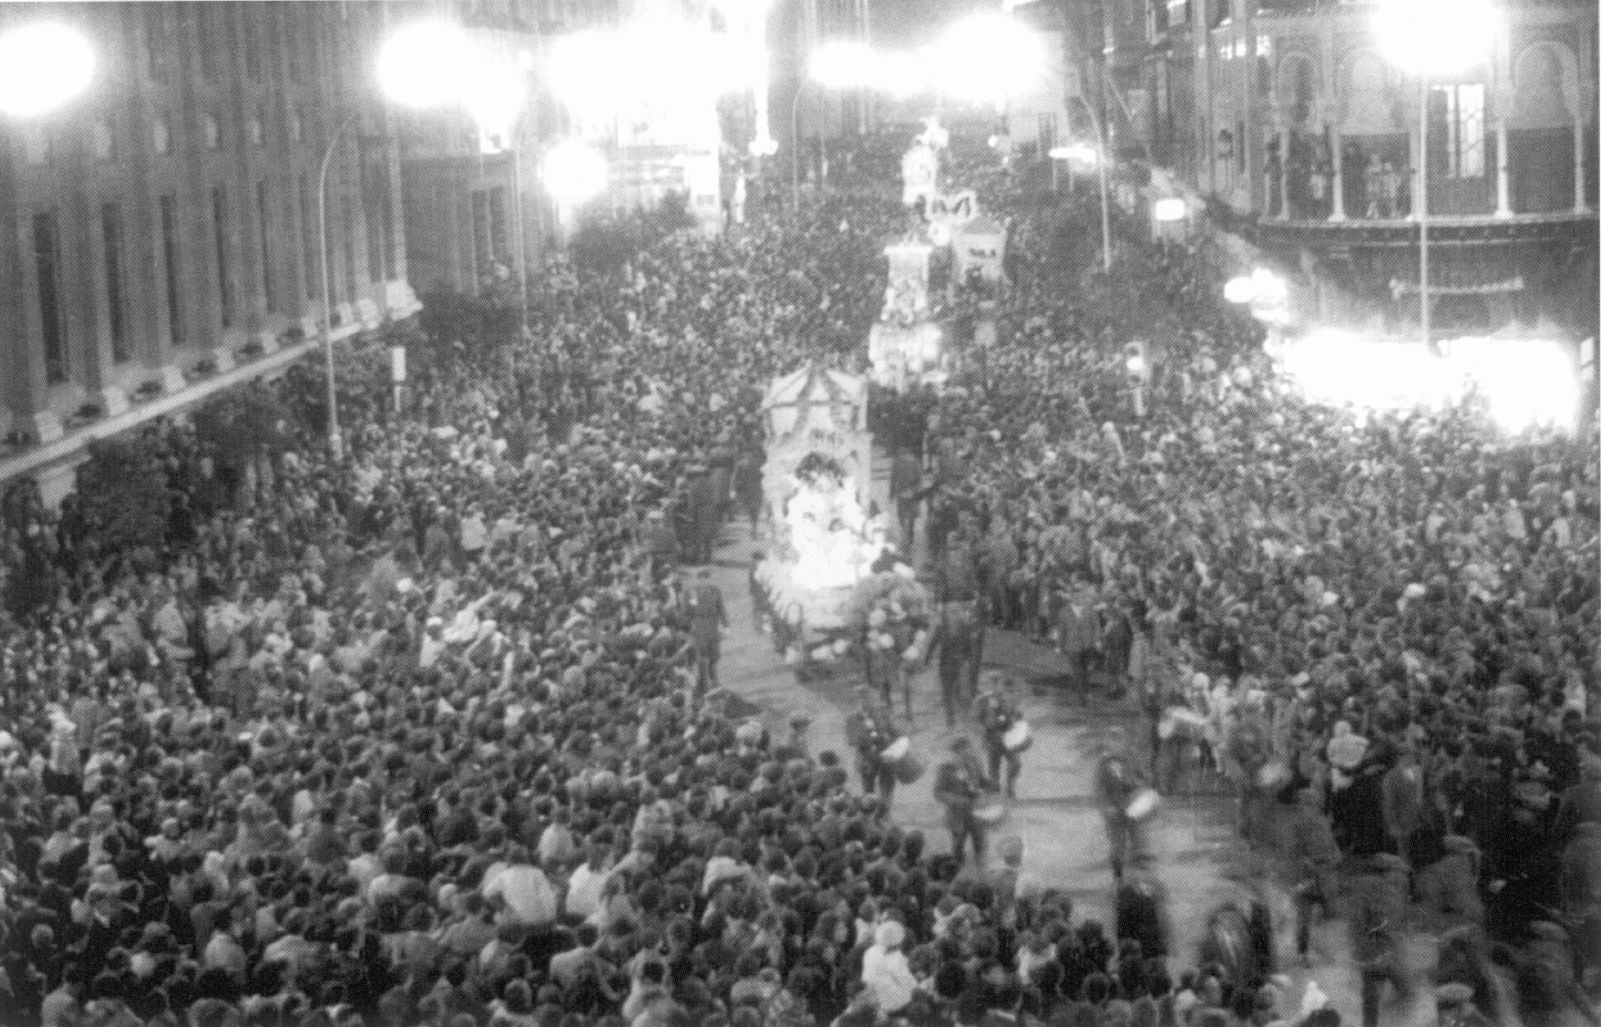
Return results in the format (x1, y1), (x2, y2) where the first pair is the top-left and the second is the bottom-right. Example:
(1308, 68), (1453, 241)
(752, 365), (890, 677)
(953, 214), (1007, 285)
(868, 242), (945, 392)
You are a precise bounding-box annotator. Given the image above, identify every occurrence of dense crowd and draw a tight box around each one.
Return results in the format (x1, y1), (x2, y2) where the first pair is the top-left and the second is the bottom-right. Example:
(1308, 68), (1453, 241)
(0, 132), (1594, 1027)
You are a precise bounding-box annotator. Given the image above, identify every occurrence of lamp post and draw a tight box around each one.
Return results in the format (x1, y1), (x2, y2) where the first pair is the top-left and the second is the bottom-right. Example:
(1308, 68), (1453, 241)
(1374, 0), (1497, 352)
(1051, 141), (1110, 272)
(316, 113), (356, 461)
(790, 77), (809, 210)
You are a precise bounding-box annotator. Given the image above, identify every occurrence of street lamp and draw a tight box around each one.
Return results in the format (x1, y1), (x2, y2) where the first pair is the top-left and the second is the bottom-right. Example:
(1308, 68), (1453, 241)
(0, 22), (93, 117)
(543, 140), (609, 237)
(1374, 0), (1498, 352)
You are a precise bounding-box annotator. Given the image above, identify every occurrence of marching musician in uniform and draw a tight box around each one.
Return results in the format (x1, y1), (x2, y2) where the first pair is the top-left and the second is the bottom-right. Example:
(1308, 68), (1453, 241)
(1095, 730), (1153, 882)
(934, 735), (992, 869)
(850, 687), (901, 805)
(973, 672), (1026, 799)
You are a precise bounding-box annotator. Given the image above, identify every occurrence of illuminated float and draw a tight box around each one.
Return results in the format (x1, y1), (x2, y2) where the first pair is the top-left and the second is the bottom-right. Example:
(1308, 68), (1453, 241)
(753, 365), (887, 674)
(868, 242), (944, 391)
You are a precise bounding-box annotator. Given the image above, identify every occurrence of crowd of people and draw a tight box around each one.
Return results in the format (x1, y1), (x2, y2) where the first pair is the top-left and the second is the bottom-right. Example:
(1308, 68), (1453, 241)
(0, 128), (1593, 1027)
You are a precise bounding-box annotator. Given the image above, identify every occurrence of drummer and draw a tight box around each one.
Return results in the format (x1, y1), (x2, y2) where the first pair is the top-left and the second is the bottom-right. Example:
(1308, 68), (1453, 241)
(1094, 729), (1153, 882)
(934, 735), (993, 869)
(974, 671), (1026, 800)
(851, 687), (901, 804)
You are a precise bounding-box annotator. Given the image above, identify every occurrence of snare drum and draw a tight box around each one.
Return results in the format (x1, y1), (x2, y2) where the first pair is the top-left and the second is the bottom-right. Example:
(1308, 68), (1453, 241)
(1002, 719), (1033, 754)
(973, 796), (1007, 825)
(881, 736), (911, 762)
(1125, 787), (1161, 821)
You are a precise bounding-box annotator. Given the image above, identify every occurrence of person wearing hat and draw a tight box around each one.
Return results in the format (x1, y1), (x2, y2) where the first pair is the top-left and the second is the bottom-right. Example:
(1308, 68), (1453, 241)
(642, 509), (680, 578)
(1436, 981), (1494, 1027)
(683, 567), (728, 702)
(973, 672), (1025, 799)
(849, 689), (900, 805)
(933, 735), (992, 869)
(1285, 787), (1341, 966)
(1346, 852), (1411, 1027)
(1094, 730), (1151, 882)
(685, 464), (720, 564)
(1415, 834), (1484, 931)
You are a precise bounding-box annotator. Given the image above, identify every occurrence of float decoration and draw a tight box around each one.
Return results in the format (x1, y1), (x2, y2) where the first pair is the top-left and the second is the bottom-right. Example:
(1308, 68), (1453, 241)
(755, 365), (884, 672)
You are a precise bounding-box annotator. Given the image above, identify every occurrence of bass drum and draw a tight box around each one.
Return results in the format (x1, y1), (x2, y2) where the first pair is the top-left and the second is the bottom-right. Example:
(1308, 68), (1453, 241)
(892, 752), (925, 784)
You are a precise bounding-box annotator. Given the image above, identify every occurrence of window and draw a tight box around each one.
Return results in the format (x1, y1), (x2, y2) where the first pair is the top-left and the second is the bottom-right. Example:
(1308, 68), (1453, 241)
(204, 113), (221, 150)
(93, 118), (116, 162)
(471, 189), (492, 279)
(488, 187), (509, 261)
(248, 114), (263, 147)
(243, 10), (262, 81)
(22, 124), (50, 165)
(298, 172), (316, 301)
(101, 203), (131, 362)
(146, 6), (170, 81)
(1435, 82), (1485, 179)
(364, 165), (386, 286)
(212, 187), (233, 327)
(256, 181), (275, 313)
(1037, 112), (1057, 152)
(160, 194), (184, 345)
(341, 193), (358, 307)
(198, 7), (220, 79)
(32, 212), (68, 383)
(153, 114), (171, 155)
(291, 108), (304, 144)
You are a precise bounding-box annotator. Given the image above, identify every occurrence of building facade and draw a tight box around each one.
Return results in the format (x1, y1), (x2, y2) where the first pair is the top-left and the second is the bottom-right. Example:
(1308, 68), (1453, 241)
(1114, 0), (1598, 335)
(0, 1), (420, 489)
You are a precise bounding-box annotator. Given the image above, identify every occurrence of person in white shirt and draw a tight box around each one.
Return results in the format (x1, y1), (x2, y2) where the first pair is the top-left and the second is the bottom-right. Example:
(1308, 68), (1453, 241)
(564, 843), (612, 921)
(860, 920), (919, 1014)
(482, 844), (557, 927)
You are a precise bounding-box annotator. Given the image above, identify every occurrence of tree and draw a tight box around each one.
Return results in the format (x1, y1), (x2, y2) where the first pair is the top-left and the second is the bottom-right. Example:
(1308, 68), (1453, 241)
(77, 435), (169, 559)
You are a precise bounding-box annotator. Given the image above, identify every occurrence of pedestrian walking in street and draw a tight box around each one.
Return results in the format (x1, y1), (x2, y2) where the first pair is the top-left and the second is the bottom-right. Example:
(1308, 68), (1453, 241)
(934, 735), (992, 869)
(1095, 731), (1153, 882)
(974, 672), (1027, 799)
(685, 568), (728, 700)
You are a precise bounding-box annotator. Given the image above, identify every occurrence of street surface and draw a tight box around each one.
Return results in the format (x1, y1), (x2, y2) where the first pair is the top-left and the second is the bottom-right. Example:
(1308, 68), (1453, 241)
(695, 447), (1363, 1015)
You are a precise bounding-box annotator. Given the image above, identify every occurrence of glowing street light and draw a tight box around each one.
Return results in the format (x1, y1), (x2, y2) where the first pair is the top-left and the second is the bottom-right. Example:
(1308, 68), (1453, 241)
(0, 22), (94, 117)
(1374, 0), (1498, 354)
(1152, 197), (1188, 223)
(376, 20), (475, 110)
(931, 12), (1045, 107)
(544, 140), (609, 209)
(1050, 143), (1099, 165)
(809, 39), (879, 90)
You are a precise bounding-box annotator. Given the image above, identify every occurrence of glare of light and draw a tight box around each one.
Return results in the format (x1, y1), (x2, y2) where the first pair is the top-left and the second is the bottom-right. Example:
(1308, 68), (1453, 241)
(1275, 329), (1577, 433)
(1050, 143), (1099, 164)
(1450, 337), (1577, 433)
(748, 136), (778, 156)
(1223, 275), (1257, 304)
(543, 140), (609, 206)
(377, 20), (474, 109)
(809, 39), (878, 89)
(931, 13), (1045, 105)
(1127, 355), (1147, 375)
(550, 26), (756, 132)
(988, 135), (1000, 148)
(1250, 267), (1288, 304)
(1153, 197), (1188, 222)
(0, 23), (94, 117)
(462, 62), (526, 152)
(875, 51), (929, 97)
(1374, 0), (1498, 76)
